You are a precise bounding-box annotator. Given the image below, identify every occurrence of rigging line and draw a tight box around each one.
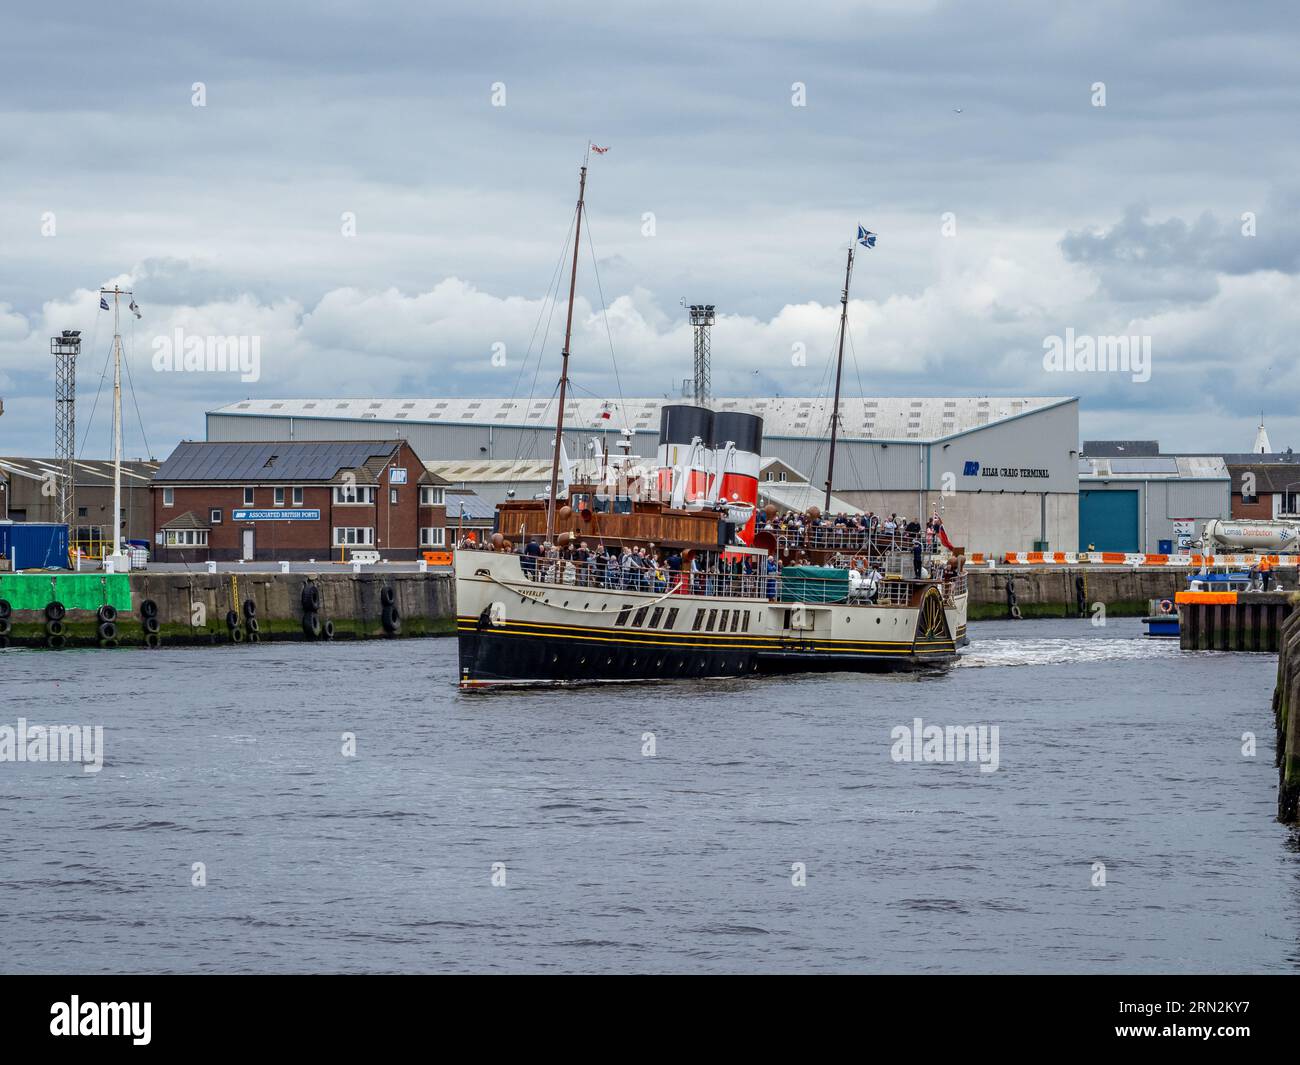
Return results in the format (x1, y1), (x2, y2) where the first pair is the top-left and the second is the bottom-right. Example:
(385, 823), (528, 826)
(509, 239), (570, 477)
(121, 310), (153, 460)
(580, 208), (630, 431)
(78, 322), (115, 458)
(845, 317), (887, 513)
(507, 211), (576, 409)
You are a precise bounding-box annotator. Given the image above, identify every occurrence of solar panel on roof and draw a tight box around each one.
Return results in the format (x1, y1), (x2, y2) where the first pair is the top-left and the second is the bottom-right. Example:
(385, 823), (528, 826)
(1109, 456), (1179, 474)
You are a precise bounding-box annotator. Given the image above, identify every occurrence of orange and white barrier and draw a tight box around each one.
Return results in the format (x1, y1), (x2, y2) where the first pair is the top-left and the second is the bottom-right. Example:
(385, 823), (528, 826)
(995, 551), (1294, 567)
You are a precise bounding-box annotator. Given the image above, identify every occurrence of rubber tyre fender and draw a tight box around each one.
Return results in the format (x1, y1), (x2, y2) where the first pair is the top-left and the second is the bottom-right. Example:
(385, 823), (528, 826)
(247, 617), (260, 634)
(0, 599), (11, 620)
(229, 626), (245, 643)
(45, 619), (65, 637)
(46, 634), (66, 650)
(321, 619), (335, 640)
(302, 612), (322, 639)
(97, 604), (118, 623)
(242, 598), (257, 619)
(0, 634), (9, 649)
(0, 618), (10, 637)
(144, 633), (162, 649)
(301, 584), (321, 611)
(380, 586), (396, 607)
(139, 599), (159, 619)
(98, 637), (118, 649)
(45, 601), (66, 622)
(97, 620), (117, 641)
(381, 605), (401, 635)
(225, 610), (240, 629)
(143, 616), (161, 635)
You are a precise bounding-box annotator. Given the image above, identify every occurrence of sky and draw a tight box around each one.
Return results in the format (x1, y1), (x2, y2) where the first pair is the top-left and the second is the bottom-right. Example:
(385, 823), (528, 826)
(1, 0), (1298, 460)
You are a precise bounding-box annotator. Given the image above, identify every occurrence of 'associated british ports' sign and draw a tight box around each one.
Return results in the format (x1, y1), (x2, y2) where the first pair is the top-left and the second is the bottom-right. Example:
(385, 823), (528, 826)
(232, 509), (321, 521)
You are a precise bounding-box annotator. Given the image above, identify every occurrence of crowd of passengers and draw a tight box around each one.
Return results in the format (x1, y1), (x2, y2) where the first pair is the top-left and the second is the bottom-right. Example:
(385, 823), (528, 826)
(760, 512), (947, 552)
(457, 517), (965, 601)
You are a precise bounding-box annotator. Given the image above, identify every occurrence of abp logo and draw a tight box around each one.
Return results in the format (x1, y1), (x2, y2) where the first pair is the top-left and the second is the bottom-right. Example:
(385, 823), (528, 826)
(963, 461), (980, 476)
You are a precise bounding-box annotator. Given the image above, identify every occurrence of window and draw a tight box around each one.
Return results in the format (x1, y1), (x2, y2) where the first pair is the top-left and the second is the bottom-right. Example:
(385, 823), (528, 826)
(616, 605), (633, 626)
(691, 610), (705, 632)
(665, 608), (679, 629)
(705, 609), (718, 631)
(162, 487), (174, 507)
(420, 486), (445, 506)
(741, 611), (750, 632)
(779, 472), (788, 482)
(210, 508), (223, 524)
(648, 607), (664, 628)
(332, 527), (374, 546)
(390, 487), (399, 505)
(77, 507), (87, 518)
(420, 527), (446, 547)
(292, 486), (303, 506)
(632, 607), (649, 627)
(334, 484), (375, 504)
(273, 487), (285, 506)
(165, 529), (209, 547)
(730, 611), (741, 632)
(243, 487), (254, 506)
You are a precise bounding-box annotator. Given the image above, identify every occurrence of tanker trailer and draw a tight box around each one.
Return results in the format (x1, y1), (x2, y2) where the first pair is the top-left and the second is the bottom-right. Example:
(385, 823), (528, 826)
(1200, 518), (1300, 553)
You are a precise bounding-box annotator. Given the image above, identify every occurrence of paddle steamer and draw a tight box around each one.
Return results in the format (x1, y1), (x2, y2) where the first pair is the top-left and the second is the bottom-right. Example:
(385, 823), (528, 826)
(454, 156), (969, 688)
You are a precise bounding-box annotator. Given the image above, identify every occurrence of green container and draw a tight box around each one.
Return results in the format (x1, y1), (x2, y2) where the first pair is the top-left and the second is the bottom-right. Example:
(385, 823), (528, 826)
(779, 565), (849, 604)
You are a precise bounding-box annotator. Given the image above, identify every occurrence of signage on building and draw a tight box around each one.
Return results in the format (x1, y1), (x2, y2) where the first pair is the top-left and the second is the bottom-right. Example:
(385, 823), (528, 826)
(390, 467), (408, 484)
(1172, 519), (1195, 549)
(232, 509), (321, 521)
(962, 461), (1050, 479)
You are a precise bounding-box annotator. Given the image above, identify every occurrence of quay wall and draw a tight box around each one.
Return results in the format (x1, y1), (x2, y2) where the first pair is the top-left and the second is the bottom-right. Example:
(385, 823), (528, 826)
(965, 567), (1201, 620)
(1272, 610), (1300, 821)
(0, 571), (456, 647)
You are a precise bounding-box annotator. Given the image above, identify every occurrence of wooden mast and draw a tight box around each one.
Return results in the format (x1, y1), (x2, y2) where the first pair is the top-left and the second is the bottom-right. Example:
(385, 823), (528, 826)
(823, 241), (855, 512)
(545, 162), (589, 544)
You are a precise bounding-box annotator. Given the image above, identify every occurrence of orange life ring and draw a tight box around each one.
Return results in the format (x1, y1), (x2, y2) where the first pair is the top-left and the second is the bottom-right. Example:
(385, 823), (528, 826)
(1158, 599), (1173, 614)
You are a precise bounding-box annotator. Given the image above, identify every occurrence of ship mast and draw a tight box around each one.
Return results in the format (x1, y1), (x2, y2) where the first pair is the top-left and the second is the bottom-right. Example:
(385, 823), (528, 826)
(100, 285), (132, 562)
(545, 162), (588, 543)
(823, 241), (855, 512)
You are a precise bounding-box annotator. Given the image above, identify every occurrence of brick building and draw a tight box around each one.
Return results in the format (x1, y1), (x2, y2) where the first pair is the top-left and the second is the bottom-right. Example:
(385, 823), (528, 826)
(1224, 452), (1300, 520)
(151, 440), (447, 562)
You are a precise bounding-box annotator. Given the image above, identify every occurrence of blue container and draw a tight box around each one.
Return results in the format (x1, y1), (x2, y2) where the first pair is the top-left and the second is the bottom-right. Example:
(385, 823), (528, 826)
(1158, 539), (1173, 554)
(0, 522), (70, 570)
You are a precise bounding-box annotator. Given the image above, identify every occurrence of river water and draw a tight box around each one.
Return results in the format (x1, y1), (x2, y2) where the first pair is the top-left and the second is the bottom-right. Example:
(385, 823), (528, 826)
(2, 617), (1296, 973)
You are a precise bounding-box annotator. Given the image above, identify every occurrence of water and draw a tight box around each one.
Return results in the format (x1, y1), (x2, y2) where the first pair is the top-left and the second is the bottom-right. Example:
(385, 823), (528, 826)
(2, 617), (1296, 974)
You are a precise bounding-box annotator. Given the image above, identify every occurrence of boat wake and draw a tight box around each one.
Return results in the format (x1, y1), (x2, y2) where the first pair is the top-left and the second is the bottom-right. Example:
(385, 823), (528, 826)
(957, 635), (1187, 669)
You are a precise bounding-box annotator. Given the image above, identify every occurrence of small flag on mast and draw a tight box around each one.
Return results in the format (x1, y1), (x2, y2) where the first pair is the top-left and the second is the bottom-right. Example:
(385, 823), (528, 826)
(857, 225), (877, 249)
(99, 295), (110, 310)
(590, 144), (610, 154)
(129, 299), (142, 319)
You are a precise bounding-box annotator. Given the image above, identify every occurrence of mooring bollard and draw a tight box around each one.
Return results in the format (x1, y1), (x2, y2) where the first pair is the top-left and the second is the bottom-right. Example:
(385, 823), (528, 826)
(418, 560), (428, 574)
(206, 561), (217, 574)
(280, 561), (291, 574)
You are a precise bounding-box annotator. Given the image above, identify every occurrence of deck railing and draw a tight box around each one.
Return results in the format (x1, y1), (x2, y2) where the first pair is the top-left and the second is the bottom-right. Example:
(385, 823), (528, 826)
(517, 556), (967, 605)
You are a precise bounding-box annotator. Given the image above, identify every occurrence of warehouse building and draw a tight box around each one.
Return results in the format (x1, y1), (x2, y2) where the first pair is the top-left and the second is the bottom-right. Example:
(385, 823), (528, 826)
(0, 457), (157, 553)
(1078, 442), (1230, 552)
(207, 396), (1081, 554)
(151, 440), (447, 562)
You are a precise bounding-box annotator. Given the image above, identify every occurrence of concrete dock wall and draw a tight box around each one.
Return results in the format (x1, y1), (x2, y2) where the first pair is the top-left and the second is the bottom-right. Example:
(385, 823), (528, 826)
(966, 567), (1197, 620)
(0, 571), (456, 647)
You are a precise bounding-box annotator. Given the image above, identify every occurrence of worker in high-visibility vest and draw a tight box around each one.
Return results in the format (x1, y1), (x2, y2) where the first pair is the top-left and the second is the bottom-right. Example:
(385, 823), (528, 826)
(1260, 556), (1272, 591)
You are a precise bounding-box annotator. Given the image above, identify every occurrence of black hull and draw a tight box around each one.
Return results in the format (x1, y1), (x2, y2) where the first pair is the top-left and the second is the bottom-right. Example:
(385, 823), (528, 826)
(456, 625), (957, 688)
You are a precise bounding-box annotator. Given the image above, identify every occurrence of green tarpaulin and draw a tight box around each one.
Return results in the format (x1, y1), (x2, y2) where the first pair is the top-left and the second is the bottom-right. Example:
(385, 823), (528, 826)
(778, 565), (849, 604)
(0, 573), (132, 612)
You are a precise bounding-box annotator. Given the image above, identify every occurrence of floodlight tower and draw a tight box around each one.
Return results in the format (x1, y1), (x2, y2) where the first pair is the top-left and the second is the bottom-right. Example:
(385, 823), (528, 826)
(688, 303), (715, 407)
(50, 330), (82, 529)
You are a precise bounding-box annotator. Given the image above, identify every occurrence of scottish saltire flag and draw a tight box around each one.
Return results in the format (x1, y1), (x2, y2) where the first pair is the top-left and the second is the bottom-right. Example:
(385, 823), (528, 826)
(590, 144), (609, 154)
(857, 225), (877, 249)
(129, 299), (142, 319)
(99, 296), (109, 310)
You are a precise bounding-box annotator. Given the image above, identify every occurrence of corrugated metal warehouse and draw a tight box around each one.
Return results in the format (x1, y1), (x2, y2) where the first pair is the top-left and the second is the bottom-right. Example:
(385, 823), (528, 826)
(205, 395), (1082, 554)
(1077, 451), (1230, 552)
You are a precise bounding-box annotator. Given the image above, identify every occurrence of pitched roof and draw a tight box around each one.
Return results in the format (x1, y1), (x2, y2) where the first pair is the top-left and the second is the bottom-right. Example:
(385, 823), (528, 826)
(160, 509), (210, 531)
(154, 441), (407, 483)
(210, 396), (1075, 442)
(1223, 460), (1300, 494)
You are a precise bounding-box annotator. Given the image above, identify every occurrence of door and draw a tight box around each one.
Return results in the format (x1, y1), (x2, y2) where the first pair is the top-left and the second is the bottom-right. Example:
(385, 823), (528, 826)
(241, 529), (255, 561)
(1079, 489), (1139, 552)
